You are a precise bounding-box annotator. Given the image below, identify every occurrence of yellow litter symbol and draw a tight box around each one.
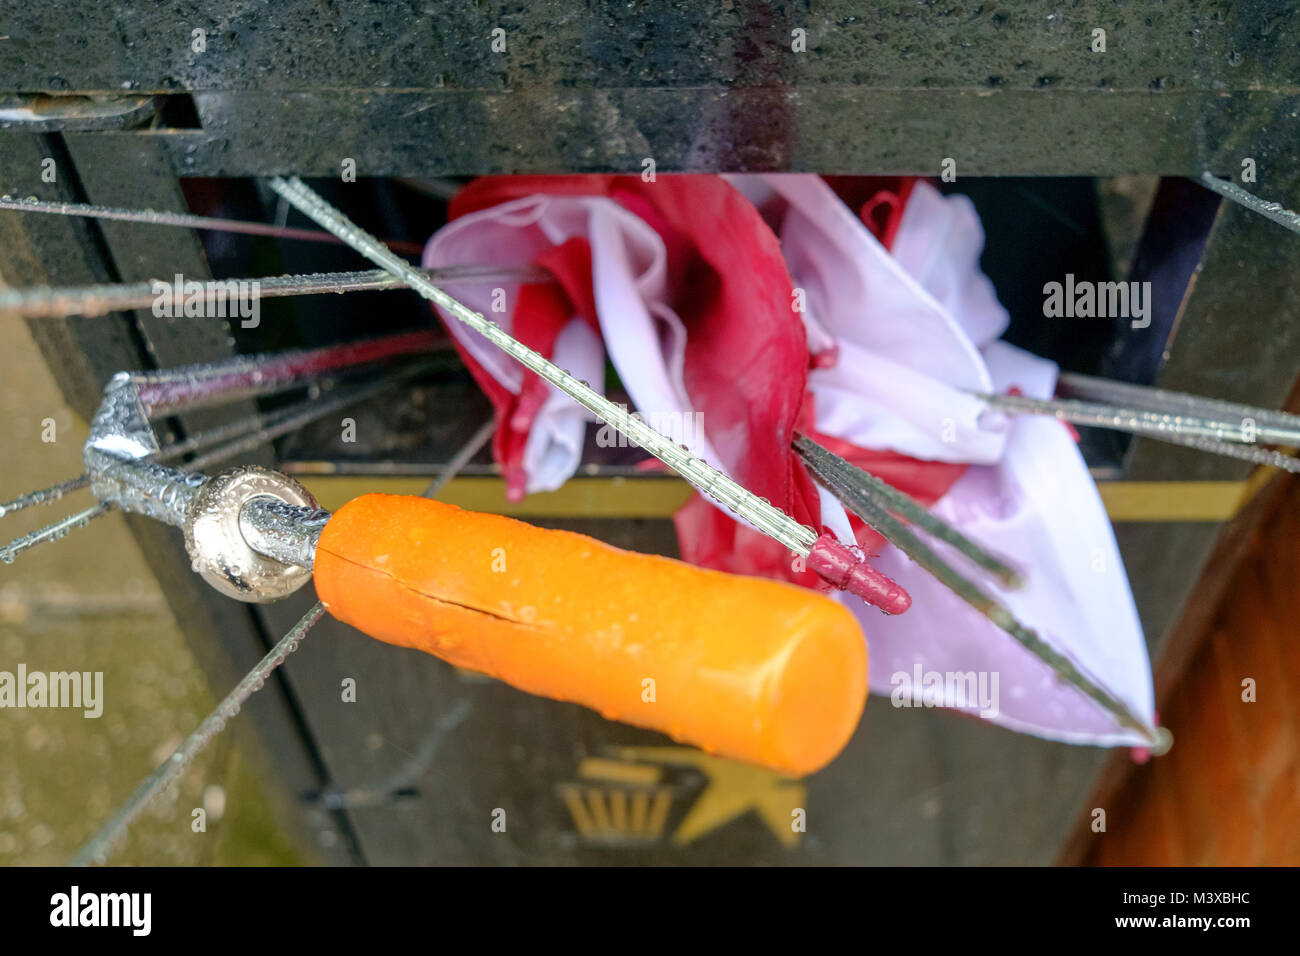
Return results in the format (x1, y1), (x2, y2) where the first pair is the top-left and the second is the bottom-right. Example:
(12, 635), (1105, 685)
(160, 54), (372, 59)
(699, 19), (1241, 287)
(557, 757), (674, 845)
(559, 748), (807, 848)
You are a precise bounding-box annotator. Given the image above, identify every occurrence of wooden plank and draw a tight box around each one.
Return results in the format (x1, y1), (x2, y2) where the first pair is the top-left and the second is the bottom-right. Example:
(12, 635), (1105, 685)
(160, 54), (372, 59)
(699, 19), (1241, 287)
(1079, 479), (1300, 865)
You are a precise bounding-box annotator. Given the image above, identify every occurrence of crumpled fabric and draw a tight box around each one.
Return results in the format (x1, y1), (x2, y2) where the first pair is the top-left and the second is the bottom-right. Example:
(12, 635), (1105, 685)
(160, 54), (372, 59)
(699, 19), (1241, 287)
(421, 174), (1155, 747)
(427, 175), (826, 589)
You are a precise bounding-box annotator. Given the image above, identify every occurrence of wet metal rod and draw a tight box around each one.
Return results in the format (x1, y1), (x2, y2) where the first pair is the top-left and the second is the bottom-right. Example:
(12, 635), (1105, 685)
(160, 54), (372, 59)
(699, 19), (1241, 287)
(0, 265), (551, 320)
(0, 194), (425, 256)
(69, 601), (326, 866)
(795, 433), (1169, 751)
(1057, 371), (1300, 445)
(1, 352), (434, 561)
(268, 177), (920, 613)
(69, 416), (497, 865)
(1199, 172), (1300, 237)
(979, 391), (1300, 473)
(267, 177), (818, 555)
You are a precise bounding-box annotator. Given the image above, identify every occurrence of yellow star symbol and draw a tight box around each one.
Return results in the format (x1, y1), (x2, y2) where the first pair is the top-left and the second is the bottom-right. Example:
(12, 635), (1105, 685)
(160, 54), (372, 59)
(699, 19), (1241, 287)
(613, 747), (807, 847)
